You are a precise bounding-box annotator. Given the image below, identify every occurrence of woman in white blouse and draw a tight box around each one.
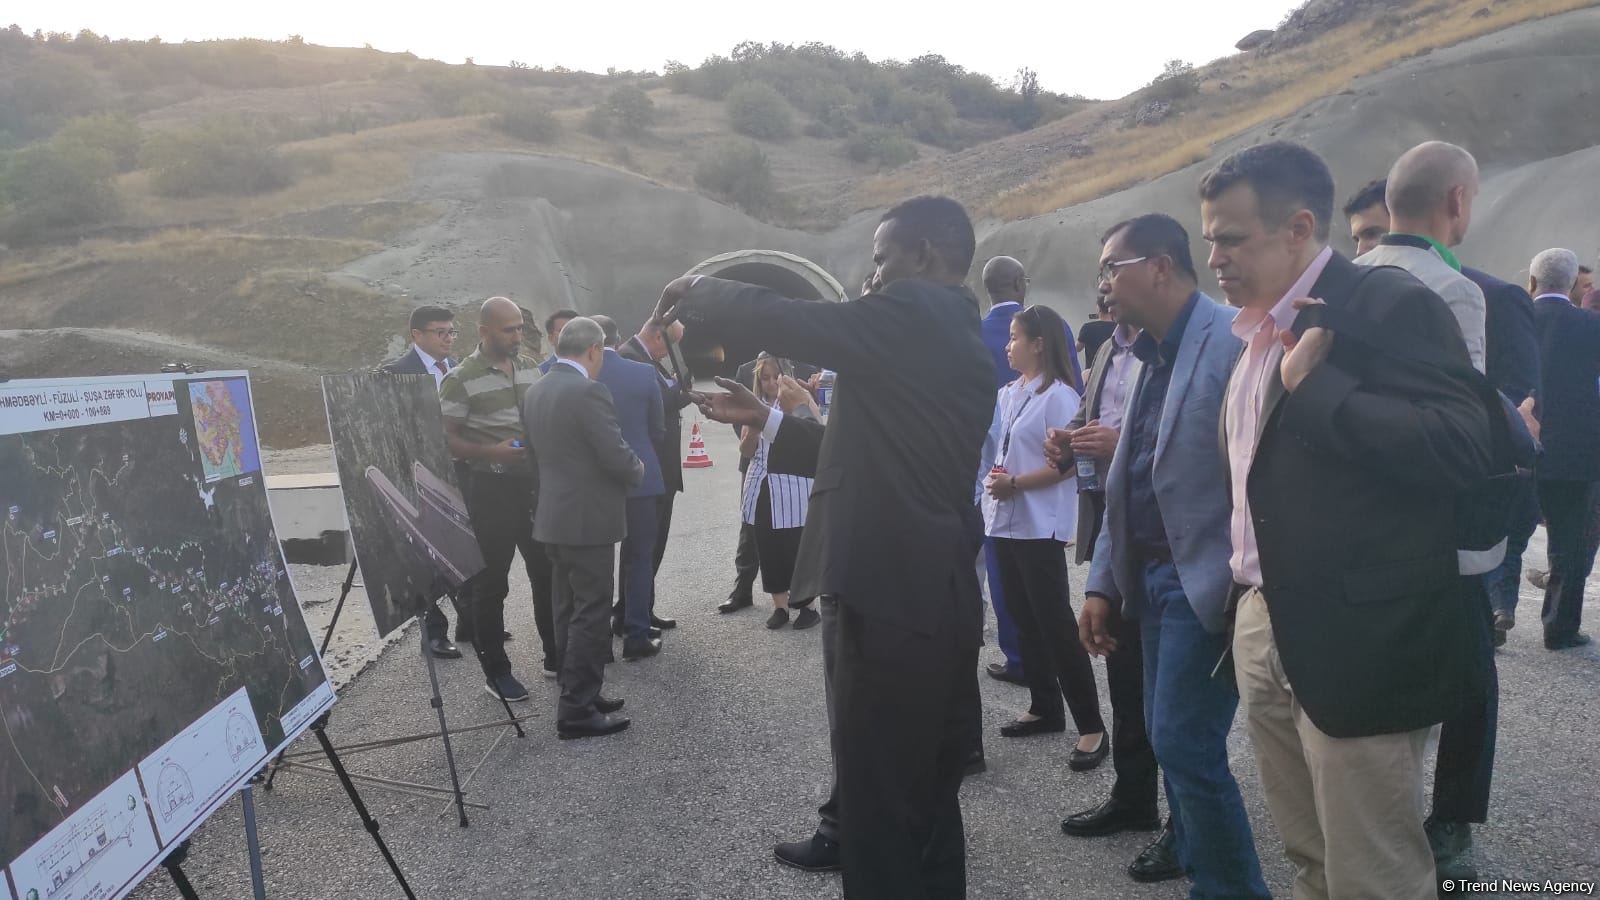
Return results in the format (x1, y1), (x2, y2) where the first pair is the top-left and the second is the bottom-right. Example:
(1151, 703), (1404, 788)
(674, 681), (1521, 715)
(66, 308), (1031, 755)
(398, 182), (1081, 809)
(982, 305), (1108, 770)
(739, 354), (821, 631)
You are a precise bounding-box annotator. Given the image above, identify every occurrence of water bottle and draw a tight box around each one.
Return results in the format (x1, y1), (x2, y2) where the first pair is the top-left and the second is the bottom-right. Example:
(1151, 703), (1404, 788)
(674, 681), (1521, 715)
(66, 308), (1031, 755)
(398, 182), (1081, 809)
(1075, 453), (1099, 492)
(816, 370), (836, 419)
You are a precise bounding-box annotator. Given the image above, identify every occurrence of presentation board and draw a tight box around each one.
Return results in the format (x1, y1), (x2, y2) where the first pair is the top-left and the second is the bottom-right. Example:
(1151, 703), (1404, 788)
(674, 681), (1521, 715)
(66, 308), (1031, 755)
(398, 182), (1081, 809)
(321, 373), (485, 639)
(0, 372), (336, 900)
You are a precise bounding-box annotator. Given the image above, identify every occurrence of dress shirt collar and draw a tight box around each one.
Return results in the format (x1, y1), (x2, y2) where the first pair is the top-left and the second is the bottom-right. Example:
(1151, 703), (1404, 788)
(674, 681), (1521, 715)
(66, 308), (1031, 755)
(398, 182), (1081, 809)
(555, 357), (588, 377)
(1231, 245), (1334, 341)
(1131, 291), (1200, 368)
(1111, 324), (1138, 351)
(1533, 292), (1573, 305)
(412, 344), (442, 371)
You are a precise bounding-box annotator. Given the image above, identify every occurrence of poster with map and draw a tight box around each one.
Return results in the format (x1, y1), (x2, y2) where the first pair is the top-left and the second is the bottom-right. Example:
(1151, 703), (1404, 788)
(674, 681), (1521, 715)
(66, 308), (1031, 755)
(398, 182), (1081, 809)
(0, 372), (336, 900)
(321, 373), (484, 638)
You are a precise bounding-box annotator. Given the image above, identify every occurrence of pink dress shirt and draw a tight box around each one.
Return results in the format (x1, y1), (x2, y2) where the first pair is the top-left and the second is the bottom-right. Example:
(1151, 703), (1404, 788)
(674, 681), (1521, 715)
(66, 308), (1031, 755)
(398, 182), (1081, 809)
(1225, 246), (1334, 587)
(1095, 326), (1140, 432)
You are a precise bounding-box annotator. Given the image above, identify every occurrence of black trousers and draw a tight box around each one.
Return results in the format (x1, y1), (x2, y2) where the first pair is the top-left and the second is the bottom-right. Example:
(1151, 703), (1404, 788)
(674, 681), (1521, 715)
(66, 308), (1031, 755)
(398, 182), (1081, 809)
(1106, 605), (1159, 811)
(461, 472), (555, 678)
(1537, 479), (1596, 641)
(835, 597), (977, 900)
(731, 521), (760, 599)
(422, 599), (454, 642)
(993, 537), (1106, 736)
(652, 490), (677, 574)
(1432, 574), (1498, 824)
(548, 543), (616, 723)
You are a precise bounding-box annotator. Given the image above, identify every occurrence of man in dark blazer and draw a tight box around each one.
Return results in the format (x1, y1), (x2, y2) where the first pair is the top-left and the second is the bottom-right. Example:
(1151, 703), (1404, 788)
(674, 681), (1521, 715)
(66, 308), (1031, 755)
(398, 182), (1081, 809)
(658, 195), (994, 899)
(520, 317), (644, 739)
(621, 320), (692, 631)
(1529, 248), (1600, 651)
(1202, 142), (1492, 897)
(382, 304), (464, 660)
(596, 336), (667, 660)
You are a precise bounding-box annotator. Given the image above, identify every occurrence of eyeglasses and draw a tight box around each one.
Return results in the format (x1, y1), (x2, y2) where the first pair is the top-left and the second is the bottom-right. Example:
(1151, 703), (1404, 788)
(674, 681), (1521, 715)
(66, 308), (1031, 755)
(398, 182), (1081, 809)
(1096, 256), (1149, 285)
(423, 327), (460, 338)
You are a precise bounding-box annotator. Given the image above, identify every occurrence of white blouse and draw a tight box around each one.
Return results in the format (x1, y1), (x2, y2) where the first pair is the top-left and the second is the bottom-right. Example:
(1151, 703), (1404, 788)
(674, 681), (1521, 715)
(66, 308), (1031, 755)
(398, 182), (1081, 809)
(982, 376), (1080, 542)
(740, 407), (813, 530)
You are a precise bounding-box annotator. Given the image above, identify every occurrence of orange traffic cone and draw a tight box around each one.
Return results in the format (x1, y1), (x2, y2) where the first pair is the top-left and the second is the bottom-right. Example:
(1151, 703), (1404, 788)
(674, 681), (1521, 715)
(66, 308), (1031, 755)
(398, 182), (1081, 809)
(683, 421), (713, 468)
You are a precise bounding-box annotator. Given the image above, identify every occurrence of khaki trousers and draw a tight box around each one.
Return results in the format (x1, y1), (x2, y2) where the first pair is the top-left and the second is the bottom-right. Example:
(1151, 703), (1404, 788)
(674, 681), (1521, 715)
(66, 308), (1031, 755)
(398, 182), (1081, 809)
(1232, 588), (1435, 900)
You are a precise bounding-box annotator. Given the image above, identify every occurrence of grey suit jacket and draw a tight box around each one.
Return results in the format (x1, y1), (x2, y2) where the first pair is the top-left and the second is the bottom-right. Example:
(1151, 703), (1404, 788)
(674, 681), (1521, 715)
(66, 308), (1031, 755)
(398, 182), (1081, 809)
(1069, 330), (1144, 564)
(520, 362), (644, 546)
(1085, 295), (1243, 634)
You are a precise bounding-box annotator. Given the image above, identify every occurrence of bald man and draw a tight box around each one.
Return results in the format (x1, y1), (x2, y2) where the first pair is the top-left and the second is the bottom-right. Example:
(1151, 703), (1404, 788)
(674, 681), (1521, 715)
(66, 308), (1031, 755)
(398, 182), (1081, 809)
(440, 296), (554, 701)
(980, 256), (1084, 392)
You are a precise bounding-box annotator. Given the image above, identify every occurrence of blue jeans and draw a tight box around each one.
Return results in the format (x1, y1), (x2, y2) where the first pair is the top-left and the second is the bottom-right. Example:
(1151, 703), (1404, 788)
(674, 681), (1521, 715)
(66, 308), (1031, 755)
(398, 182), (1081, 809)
(1486, 478), (1539, 620)
(1140, 559), (1269, 900)
(620, 495), (661, 641)
(984, 536), (1024, 673)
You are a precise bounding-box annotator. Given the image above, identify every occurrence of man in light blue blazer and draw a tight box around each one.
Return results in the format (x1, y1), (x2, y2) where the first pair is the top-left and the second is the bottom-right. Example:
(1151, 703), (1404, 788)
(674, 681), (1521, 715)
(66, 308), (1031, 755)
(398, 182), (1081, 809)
(595, 322), (666, 661)
(1075, 215), (1269, 896)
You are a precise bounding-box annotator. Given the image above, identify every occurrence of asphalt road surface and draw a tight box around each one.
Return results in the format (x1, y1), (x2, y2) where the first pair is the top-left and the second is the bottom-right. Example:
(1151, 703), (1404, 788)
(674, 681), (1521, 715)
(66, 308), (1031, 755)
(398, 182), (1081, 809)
(132, 419), (1600, 899)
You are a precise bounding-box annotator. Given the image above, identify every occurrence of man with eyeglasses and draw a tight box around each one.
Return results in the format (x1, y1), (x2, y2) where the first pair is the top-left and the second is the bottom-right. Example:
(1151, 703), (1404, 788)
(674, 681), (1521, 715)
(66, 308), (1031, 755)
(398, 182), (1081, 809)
(440, 296), (554, 702)
(382, 305), (467, 659)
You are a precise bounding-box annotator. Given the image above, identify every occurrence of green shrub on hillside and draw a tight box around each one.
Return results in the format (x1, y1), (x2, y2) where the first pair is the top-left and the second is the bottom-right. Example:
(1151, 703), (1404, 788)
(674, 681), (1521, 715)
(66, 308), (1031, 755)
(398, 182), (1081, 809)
(0, 138), (120, 239)
(725, 82), (794, 140)
(1143, 60), (1200, 103)
(694, 141), (778, 216)
(495, 102), (561, 143)
(143, 118), (292, 198)
(843, 128), (919, 169)
(56, 112), (144, 172)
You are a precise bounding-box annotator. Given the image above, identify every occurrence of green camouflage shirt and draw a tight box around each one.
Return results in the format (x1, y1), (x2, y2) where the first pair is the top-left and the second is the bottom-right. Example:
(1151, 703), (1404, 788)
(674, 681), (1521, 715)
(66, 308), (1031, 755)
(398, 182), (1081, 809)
(438, 345), (541, 475)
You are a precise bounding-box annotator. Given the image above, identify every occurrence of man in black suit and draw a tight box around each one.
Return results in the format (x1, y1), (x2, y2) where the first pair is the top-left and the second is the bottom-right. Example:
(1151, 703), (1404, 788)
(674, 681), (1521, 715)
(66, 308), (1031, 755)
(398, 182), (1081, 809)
(1202, 142), (1492, 898)
(620, 319), (692, 630)
(658, 196), (993, 899)
(520, 316), (644, 739)
(1530, 248), (1600, 651)
(381, 304), (464, 660)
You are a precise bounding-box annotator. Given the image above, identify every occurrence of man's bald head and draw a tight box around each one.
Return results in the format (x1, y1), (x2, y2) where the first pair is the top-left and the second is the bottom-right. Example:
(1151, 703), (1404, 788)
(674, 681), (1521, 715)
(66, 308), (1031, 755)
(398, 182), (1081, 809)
(982, 256), (1027, 304)
(1385, 141), (1480, 247)
(478, 296), (526, 359)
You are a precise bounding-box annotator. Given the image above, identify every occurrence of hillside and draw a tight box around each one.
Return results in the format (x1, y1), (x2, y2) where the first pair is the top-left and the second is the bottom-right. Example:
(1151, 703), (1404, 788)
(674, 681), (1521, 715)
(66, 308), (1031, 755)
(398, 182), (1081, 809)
(2, 0), (1597, 449)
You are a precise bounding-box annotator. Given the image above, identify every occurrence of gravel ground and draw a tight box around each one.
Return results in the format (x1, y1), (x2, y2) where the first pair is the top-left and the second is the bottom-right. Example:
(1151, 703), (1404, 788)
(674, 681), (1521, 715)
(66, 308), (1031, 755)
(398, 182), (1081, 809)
(130, 421), (1600, 899)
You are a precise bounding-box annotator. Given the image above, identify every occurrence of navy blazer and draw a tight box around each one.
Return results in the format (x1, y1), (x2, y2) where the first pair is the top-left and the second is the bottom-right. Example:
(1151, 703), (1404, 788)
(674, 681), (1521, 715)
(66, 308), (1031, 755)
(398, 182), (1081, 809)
(1085, 294), (1240, 633)
(382, 346), (456, 377)
(595, 349), (665, 497)
(1463, 267), (1539, 404)
(981, 301), (1083, 391)
(1533, 295), (1600, 482)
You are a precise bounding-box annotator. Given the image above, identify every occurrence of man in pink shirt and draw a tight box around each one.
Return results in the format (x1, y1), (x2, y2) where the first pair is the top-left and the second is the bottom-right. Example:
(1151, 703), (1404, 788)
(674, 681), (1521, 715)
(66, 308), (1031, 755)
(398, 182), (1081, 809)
(1202, 142), (1493, 899)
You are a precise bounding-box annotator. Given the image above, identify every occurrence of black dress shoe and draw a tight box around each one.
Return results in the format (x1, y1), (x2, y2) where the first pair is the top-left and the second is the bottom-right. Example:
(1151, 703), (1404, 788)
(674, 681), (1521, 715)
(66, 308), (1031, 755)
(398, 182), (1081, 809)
(1000, 717), (1065, 738)
(427, 637), (463, 659)
(649, 626), (664, 639)
(622, 637), (662, 661)
(1545, 632), (1592, 651)
(1128, 820), (1184, 883)
(594, 695), (625, 714)
(773, 833), (841, 872)
(1069, 733), (1110, 772)
(718, 595), (754, 613)
(962, 749), (987, 778)
(986, 662), (1027, 686)
(502, 630), (513, 642)
(557, 713), (631, 740)
(1061, 797), (1160, 838)
(651, 614), (677, 630)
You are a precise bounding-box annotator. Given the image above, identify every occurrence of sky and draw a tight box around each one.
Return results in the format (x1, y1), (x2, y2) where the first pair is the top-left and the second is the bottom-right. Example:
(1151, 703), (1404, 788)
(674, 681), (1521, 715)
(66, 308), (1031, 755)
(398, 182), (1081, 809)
(11, 0), (1305, 100)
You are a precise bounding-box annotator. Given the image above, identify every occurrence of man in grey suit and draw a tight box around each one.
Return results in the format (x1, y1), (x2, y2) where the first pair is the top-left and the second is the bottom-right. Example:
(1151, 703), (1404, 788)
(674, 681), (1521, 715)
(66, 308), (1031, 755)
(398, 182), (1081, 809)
(1072, 214), (1270, 897)
(520, 317), (644, 740)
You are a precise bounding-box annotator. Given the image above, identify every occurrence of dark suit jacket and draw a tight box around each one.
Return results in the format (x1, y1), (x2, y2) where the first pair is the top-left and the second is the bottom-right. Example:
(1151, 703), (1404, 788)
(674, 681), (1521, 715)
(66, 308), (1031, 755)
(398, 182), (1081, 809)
(1532, 295), (1600, 481)
(1463, 267), (1539, 404)
(732, 356), (821, 473)
(620, 336), (692, 494)
(596, 348), (665, 498)
(382, 347), (456, 377)
(767, 413), (824, 478)
(1246, 252), (1492, 738)
(1067, 327), (1145, 564)
(679, 276), (994, 639)
(520, 363), (644, 546)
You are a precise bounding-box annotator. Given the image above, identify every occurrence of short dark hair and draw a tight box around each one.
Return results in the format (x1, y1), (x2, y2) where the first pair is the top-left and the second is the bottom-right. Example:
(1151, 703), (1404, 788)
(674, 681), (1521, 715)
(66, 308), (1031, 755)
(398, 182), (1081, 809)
(544, 308), (580, 335)
(1101, 214), (1198, 282)
(881, 195), (976, 278)
(592, 314), (621, 348)
(1199, 141), (1336, 241)
(1343, 178), (1388, 219)
(409, 305), (453, 333)
(1582, 265), (1594, 275)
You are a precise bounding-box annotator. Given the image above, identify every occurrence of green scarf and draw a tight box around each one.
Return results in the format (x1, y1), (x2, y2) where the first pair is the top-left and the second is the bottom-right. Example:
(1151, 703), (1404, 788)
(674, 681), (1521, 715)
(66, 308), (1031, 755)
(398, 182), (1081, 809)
(1398, 233), (1462, 272)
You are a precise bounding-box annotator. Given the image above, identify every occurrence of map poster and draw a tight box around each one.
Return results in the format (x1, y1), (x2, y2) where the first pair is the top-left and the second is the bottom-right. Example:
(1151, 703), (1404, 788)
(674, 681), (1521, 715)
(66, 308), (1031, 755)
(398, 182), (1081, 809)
(0, 372), (337, 900)
(321, 373), (485, 639)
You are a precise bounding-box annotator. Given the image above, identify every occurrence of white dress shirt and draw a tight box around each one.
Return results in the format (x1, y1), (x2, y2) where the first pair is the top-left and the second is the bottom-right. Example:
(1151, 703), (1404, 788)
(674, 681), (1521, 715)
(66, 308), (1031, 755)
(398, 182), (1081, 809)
(412, 345), (451, 388)
(982, 376), (1081, 541)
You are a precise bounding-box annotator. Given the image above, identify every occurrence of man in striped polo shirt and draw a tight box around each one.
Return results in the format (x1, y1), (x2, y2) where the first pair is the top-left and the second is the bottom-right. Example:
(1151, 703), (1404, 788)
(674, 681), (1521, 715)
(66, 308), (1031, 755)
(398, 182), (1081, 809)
(440, 296), (553, 702)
